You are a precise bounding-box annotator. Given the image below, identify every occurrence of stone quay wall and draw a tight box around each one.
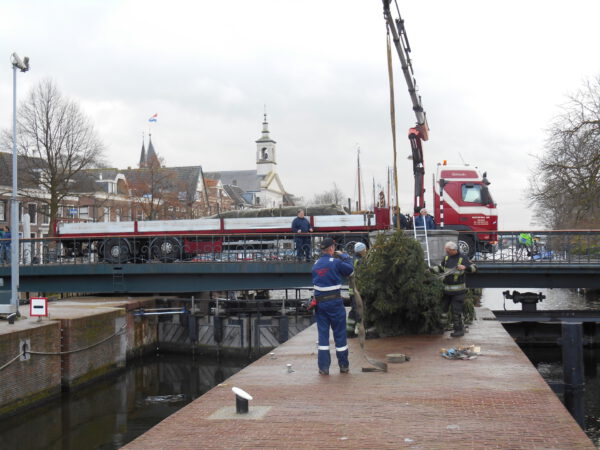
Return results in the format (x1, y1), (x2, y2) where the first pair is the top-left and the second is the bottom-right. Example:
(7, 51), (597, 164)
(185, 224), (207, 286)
(0, 321), (62, 416)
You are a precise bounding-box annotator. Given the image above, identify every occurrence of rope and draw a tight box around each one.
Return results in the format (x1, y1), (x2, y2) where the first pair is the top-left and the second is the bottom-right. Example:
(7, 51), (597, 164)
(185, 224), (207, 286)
(0, 352), (24, 372)
(350, 276), (387, 372)
(0, 323), (127, 371)
(386, 28), (401, 228)
(30, 323), (127, 356)
(435, 267), (460, 280)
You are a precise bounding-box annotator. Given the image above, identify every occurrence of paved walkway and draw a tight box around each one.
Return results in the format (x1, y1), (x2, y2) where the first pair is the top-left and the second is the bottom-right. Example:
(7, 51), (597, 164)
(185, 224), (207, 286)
(125, 309), (594, 449)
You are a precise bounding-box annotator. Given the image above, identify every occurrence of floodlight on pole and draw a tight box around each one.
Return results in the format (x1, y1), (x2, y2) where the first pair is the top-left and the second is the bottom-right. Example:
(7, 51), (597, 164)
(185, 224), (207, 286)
(9, 52), (29, 317)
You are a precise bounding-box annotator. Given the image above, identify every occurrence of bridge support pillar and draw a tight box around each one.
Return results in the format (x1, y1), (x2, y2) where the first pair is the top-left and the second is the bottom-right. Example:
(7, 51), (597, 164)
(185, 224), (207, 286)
(561, 322), (585, 429)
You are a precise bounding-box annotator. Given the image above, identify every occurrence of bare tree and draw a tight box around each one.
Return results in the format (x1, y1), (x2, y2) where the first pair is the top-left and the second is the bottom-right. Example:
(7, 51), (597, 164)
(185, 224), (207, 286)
(2, 79), (104, 235)
(127, 161), (189, 221)
(311, 183), (346, 206)
(530, 76), (600, 229)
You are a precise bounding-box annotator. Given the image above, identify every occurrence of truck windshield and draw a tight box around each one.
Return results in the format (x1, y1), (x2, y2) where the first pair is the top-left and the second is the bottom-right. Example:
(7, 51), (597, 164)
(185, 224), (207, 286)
(462, 184), (483, 203)
(462, 184), (494, 205)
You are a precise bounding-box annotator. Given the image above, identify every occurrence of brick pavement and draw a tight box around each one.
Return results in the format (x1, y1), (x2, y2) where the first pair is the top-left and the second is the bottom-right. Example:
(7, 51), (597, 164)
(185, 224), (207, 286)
(124, 308), (594, 449)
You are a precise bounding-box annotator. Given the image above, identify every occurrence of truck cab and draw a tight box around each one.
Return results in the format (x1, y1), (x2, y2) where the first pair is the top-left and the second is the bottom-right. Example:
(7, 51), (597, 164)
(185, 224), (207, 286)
(433, 163), (497, 257)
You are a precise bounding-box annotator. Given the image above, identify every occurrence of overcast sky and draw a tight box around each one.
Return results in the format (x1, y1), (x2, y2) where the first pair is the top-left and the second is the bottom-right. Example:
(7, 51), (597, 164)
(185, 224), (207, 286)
(1, 0), (600, 229)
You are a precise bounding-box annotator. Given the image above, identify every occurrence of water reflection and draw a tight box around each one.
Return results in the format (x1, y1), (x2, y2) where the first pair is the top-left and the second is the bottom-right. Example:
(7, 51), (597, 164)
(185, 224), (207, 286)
(482, 287), (600, 311)
(0, 354), (251, 450)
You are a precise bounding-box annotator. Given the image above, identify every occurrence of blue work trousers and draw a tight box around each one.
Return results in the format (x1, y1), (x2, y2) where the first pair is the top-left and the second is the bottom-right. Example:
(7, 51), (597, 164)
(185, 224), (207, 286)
(315, 298), (349, 371)
(295, 237), (311, 261)
(0, 244), (9, 264)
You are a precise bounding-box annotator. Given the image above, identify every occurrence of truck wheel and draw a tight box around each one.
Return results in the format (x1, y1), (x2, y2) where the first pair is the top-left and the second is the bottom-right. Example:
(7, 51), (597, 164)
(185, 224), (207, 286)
(102, 238), (131, 264)
(458, 235), (476, 259)
(151, 237), (182, 262)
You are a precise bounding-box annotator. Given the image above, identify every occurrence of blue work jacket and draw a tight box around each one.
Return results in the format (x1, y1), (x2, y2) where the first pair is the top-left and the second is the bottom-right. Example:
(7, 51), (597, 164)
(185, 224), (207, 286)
(291, 216), (311, 233)
(312, 253), (354, 297)
(414, 214), (436, 230)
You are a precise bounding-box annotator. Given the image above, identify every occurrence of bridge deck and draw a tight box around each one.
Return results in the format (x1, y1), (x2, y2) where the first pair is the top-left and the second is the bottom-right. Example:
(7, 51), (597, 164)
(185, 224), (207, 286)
(2, 261), (600, 295)
(124, 308), (593, 449)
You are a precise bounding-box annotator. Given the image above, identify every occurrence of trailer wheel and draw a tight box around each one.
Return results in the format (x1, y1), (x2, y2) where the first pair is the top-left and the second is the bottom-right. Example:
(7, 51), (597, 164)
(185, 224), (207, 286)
(458, 235), (476, 259)
(151, 237), (182, 262)
(343, 236), (369, 254)
(102, 238), (131, 264)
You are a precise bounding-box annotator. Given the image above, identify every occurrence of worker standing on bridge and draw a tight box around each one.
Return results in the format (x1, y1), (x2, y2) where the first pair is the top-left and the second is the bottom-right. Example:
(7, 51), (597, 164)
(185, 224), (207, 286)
(392, 206), (409, 230)
(1, 226), (11, 264)
(414, 208), (436, 230)
(312, 237), (354, 375)
(291, 209), (313, 262)
(432, 241), (476, 337)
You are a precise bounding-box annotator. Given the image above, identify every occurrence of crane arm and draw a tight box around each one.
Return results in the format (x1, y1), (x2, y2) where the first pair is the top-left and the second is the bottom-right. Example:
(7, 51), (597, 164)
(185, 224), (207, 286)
(382, 0), (429, 142)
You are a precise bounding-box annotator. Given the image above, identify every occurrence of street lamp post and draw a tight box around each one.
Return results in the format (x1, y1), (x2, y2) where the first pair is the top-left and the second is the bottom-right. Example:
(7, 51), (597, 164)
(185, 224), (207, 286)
(10, 53), (29, 316)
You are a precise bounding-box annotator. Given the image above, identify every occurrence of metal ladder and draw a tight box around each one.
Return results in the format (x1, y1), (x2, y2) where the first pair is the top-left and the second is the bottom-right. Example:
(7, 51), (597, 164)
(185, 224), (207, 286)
(112, 267), (125, 292)
(413, 216), (431, 267)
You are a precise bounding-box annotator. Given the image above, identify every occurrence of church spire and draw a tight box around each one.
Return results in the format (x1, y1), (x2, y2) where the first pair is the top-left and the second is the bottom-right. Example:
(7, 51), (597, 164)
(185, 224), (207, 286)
(139, 136), (146, 168)
(262, 112), (269, 136)
(256, 111), (275, 144)
(146, 134), (160, 168)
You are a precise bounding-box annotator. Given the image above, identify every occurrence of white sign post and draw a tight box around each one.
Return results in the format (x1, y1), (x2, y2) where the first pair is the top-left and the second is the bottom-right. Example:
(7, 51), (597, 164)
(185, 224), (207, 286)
(29, 297), (48, 321)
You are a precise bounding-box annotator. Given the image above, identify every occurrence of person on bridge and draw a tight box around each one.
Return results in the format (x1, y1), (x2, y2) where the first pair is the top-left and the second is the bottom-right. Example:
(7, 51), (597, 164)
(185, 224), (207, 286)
(347, 241), (368, 338)
(392, 206), (409, 230)
(1, 226), (11, 264)
(312, 237), (354, 375)
(414, 208), (436, 230)
(291, 209), (313, 262)
(517, 232), (536, 259)
(431, 241), (476, 337)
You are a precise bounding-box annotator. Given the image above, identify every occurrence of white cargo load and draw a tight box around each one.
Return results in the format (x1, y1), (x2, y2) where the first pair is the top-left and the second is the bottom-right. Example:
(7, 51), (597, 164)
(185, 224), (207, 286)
(313, 215), (367, 228)
(58, 221), (135, 235)
(224, 217), (294, 231)
(137, 219), (220, 233)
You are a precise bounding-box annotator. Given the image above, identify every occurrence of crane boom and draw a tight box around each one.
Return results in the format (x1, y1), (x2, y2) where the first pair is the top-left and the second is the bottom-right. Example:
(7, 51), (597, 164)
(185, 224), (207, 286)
(382, 0), (429, 140)
(383, 0), (429, 211)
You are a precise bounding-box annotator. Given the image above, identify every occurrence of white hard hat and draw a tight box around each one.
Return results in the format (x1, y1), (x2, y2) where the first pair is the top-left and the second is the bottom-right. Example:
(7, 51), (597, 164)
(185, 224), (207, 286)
(354, 242), (367, 253)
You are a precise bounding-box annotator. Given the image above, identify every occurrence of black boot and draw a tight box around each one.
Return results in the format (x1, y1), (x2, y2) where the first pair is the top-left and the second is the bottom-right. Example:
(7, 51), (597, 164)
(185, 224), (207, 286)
(450, 329), (464, 337)
(450, 313), (464, 337)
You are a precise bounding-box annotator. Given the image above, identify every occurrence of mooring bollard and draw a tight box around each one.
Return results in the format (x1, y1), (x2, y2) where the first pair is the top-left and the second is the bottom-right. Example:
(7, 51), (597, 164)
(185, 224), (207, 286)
(278, 315), (289, 343)
(232, 387), (252, 414)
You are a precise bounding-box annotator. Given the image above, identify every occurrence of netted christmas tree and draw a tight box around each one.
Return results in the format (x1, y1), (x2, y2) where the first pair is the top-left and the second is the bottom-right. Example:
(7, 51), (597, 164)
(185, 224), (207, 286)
(355, 231), (445, 336)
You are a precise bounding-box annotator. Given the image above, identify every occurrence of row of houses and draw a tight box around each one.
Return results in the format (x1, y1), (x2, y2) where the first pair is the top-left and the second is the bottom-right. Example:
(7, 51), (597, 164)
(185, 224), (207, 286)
(0, 115), (296, 238)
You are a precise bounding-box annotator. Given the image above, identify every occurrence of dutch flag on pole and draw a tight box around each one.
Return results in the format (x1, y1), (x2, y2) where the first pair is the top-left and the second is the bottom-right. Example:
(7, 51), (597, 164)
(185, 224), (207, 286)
(148, 113), (158, 123)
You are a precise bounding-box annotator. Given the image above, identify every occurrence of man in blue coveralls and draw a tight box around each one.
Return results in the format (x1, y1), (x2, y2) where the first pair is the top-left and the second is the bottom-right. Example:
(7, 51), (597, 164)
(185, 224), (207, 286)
(291, 209), (313, 261)
(312, 237), (354, 375)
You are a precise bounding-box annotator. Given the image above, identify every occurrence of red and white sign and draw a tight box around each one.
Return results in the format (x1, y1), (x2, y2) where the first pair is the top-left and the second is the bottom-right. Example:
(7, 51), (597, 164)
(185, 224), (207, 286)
(29, 297), (48, 317)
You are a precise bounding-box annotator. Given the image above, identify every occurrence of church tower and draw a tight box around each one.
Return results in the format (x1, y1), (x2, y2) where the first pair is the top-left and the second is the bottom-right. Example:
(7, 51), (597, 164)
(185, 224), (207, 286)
(255, 113), (277, 176)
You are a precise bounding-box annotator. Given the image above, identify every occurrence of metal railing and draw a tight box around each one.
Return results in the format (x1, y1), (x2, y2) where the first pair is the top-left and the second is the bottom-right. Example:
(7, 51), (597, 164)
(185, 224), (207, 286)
(1, 230), (599, 266)
(471, 230), (600, 264)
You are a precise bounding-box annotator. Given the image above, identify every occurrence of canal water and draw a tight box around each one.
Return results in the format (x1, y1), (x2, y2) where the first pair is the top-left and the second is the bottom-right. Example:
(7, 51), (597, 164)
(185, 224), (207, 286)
(0, 354), (253, 450)
(481, 287), (600, 311)
(481, 288), (600, 447)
